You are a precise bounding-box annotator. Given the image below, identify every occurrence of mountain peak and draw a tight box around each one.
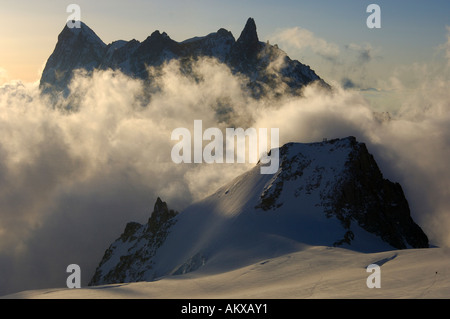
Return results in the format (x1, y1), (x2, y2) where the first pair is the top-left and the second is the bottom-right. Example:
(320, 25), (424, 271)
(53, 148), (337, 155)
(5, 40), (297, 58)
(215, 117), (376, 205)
(153, 197), (166, 213)
(39, 20), (107, 94)
(147, 197), (178, 234)
(89, 137), (429, 286)
(59, 21), (106, 47)
(237, 17), (259, 45)
(148, 30), (169, 39)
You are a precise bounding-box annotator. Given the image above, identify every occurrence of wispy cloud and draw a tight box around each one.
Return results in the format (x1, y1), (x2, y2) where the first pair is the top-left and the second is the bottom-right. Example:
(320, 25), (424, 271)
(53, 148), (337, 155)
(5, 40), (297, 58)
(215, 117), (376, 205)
(268, 27), (384, 91)
(345, 43), (376, 64)
(268, 27), (340, 61)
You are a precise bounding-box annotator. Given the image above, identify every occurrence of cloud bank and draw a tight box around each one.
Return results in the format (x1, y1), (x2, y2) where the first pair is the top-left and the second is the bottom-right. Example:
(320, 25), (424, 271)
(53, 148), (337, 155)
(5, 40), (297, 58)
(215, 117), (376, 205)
(0, 40), (449, 296)
(268, 26), (383, 91)
(268, 27), (340, 61)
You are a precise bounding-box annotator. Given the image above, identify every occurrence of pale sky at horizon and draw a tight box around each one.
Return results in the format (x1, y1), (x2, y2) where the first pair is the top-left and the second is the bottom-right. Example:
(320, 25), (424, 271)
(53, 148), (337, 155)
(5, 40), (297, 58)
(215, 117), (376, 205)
(0, 0), (449, 88)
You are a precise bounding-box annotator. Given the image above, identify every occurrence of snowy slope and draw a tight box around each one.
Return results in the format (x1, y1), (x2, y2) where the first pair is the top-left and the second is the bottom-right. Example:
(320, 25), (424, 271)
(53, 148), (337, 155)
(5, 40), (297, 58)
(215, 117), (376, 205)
(88, 137), (428, 287)
(4, 246), (450, 299)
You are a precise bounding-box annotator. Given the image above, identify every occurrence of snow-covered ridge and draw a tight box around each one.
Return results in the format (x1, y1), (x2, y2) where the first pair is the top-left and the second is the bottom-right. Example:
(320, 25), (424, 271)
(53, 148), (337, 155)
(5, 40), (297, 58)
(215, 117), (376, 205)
(88, 137), (428, 287)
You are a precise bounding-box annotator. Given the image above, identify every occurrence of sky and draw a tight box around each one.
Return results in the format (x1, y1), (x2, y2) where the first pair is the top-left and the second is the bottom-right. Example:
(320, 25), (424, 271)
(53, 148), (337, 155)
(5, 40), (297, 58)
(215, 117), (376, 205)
(0, 0), (449, 296)
(0, 0), (449, 85)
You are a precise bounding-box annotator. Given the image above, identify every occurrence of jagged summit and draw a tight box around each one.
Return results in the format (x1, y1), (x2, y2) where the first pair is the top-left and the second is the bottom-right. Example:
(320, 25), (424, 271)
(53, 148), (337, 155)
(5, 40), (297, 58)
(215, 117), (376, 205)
(58, 21), (106, 46)
(237, 17), (259, 45)
(39, 18), (325, 98)
(147, 30), (171, 40)
(89, 137), (428, 286)
(40, 21), (107, 94)
(154, 196), (164, 209)
(89, 196), (178, 286)
(229, 17), (262, 69)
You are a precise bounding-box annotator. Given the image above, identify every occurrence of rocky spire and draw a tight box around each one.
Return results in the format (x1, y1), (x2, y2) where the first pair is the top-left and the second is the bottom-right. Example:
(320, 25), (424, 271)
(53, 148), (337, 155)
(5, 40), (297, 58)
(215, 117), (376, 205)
(236, 17), (259, 45)
(153, 197), (167, 215)
(147, 197), (177, 234)
(229, 17), (262, 70)
(89, 197), (179, 286)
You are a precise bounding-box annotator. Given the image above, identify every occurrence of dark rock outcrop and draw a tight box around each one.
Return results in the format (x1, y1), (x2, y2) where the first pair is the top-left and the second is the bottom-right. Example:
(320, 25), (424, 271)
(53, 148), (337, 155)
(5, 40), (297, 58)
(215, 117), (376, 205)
(256, 137), (429, 249)
(89, 197), (178, 286)
(329, 138), (429, 249)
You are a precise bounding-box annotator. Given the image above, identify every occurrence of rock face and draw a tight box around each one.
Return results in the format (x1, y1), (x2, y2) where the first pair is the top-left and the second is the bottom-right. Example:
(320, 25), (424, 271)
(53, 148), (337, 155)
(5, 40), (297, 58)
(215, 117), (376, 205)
(89, 137), (428, 286)
(331, 140), (429, 249)
(89, 198), (178, 286)
(40, 18), (325, 98)
(39, 22), (106, 95)
(256, 137), (429, 249)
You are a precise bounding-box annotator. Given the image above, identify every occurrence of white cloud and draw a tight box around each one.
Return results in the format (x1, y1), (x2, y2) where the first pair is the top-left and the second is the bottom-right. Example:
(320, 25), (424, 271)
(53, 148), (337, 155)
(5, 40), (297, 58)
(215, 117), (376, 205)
(268, 27), (384, 90)
(268, 27), (340, 61)
(345, 43), (376, 64)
